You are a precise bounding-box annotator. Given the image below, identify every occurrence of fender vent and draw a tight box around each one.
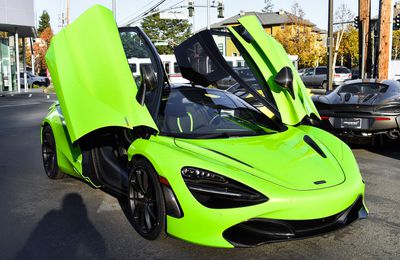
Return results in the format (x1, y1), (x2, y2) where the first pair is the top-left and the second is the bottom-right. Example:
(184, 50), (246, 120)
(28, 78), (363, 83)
(303, 135), (326, 158)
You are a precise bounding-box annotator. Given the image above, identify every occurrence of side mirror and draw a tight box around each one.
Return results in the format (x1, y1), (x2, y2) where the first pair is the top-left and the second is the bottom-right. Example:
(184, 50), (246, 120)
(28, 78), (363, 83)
(274, 66), (295, 100)
(136, 64), (156, 106)
(136, 77), (146, 106)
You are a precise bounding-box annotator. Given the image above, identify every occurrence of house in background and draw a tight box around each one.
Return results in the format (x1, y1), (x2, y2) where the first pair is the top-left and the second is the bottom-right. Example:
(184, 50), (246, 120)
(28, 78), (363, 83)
(210, 10), (326, 58)
(0, 0), (36, 93)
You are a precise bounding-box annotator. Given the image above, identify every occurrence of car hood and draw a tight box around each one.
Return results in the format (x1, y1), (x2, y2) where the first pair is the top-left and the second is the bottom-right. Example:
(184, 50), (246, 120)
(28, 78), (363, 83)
(174, 127), (345, 191)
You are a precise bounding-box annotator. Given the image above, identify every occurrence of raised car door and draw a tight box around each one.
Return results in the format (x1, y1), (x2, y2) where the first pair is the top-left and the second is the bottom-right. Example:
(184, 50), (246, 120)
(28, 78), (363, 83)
(45, 5), (160, 143)
(227, 15), (319, 125)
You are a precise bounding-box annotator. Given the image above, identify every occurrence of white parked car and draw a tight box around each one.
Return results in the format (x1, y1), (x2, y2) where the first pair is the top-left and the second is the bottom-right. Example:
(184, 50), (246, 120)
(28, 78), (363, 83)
(20, 72), (50, 88)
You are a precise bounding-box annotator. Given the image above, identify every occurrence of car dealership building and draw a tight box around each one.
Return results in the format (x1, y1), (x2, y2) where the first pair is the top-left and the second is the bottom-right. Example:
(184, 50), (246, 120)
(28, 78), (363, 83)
(0, 0), (36, 93)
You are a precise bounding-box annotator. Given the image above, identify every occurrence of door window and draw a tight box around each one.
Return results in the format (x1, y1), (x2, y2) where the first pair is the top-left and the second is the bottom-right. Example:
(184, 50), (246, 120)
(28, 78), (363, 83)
(304, 68), (314, 76)
(119, 28), (164, 117)
(315, 67), (327, 75)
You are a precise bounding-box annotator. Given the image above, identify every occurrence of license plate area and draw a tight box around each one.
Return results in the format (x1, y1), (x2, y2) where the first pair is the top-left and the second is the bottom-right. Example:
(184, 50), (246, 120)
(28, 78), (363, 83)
(340, 118), (363, 129)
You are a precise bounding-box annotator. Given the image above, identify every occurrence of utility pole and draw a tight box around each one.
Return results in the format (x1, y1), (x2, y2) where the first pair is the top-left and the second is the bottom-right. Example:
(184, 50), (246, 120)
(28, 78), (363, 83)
(66, 0), (70, 25)
(326, 0), (334, 91)
(207, 0), (210, 30)
(112, 0), (117, 20)
(15, 31), (20, 93)
(377, 0), (393, 79)
(359, 0), (371, 79)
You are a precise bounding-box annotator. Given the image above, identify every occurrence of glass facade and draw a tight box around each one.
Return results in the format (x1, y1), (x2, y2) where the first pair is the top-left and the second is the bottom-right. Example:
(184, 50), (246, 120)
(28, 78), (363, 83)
(0, 32), (17, 93)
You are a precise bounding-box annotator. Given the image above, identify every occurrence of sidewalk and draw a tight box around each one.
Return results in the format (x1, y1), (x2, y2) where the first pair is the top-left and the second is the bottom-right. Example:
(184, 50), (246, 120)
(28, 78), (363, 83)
(0, 86), (56, 98)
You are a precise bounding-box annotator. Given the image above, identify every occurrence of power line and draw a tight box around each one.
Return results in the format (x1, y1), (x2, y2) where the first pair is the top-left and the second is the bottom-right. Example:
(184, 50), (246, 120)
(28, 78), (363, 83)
(118, 0), (159, 25)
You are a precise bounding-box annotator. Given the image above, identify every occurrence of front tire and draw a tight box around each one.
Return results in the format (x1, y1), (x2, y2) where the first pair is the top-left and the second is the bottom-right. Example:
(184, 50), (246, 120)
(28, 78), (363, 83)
(128, 158), (166, 240)
(42, 126), (64, 179)
(321, 81), (327, 89)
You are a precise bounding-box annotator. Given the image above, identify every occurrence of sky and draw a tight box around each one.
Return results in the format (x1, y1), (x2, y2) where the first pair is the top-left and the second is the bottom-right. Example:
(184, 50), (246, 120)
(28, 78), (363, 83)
(34, 0), (381, 34)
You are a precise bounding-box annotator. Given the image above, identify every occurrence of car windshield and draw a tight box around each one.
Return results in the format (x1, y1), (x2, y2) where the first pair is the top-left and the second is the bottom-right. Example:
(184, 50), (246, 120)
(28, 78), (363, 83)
(157, 87), (279, 138)
(339, 83), (389, 95)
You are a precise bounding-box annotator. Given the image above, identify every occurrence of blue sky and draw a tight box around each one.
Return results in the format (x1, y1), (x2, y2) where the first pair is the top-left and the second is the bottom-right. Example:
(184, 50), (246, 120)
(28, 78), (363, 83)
(34, 0), (380, 33)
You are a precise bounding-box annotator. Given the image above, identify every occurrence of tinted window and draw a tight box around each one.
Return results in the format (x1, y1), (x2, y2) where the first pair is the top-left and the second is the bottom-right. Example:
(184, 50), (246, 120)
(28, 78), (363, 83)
(173, 62), (180, 73)
(304, 68), (314, 75)
(335, 67), (351, 73)
(164, 62), (170, 74)
(315, 67), (327, 75)
(339, 83), (389, 94)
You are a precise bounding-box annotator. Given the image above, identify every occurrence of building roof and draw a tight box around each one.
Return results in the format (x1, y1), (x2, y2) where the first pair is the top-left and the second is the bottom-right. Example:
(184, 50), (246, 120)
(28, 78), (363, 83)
(0, 0), (36, 37)
(211, 10), (316, 29)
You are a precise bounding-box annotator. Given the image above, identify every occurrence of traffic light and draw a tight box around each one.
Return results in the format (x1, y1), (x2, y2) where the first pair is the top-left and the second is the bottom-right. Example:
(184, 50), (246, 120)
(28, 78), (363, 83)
(353, 16), (360, 29)
(188, 0), (194, 17)
(217, 1), (224, 19)
(394, 14), (400, 30)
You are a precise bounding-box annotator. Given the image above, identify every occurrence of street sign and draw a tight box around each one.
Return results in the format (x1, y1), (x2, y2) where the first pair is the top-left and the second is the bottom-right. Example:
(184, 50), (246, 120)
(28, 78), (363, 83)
(159, 12), (188, 20)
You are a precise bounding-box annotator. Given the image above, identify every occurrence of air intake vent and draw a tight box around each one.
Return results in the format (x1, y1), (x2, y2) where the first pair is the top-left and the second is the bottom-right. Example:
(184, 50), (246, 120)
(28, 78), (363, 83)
(303, 135), (326, 158)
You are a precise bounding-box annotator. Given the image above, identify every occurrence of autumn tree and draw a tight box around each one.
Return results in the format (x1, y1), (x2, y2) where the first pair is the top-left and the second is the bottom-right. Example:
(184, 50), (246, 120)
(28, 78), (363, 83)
(261, 0), (274, 13)
(141, 13), (192, 54)
(274, 2), (325, 68)
(337, 26), (359, 68)
(26, 27), (53, 75)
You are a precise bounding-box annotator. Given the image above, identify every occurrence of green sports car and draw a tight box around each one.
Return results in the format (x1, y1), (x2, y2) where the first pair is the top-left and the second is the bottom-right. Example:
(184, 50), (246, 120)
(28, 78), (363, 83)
(41, 5), (367, 248)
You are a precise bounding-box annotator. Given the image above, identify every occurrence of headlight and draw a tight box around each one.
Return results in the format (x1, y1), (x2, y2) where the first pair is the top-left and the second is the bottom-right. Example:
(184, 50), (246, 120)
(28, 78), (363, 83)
(181, 167), (268, 209)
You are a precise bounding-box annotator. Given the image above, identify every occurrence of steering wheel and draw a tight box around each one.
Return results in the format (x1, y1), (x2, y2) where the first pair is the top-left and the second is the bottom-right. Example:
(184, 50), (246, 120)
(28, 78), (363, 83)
(209, 114), (226, 125)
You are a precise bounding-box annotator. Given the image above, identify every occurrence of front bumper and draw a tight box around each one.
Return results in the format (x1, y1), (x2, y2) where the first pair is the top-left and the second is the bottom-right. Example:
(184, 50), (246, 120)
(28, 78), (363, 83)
(223, 196), (367, 247)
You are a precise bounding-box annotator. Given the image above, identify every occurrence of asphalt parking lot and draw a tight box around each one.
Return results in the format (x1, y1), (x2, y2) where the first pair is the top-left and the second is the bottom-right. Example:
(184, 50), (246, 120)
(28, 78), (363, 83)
(0, 93), (399, 259)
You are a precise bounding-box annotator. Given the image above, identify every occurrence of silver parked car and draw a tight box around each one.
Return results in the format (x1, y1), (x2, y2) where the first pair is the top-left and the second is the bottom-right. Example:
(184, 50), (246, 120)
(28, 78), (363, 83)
(301, 66), (352, 89)
(20, 72), (50, 88)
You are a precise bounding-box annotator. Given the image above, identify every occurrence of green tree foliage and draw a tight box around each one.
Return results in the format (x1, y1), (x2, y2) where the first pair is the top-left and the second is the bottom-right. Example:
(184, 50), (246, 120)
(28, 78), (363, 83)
(337, 26), (359, 67)
(141, 13), (192, 54)
(38, 10), (51, 34)
(392, 30), (400, 60)
(120, 32), (148, 58)
(274, 2), (325, 68)
(261, 0), (274, 13)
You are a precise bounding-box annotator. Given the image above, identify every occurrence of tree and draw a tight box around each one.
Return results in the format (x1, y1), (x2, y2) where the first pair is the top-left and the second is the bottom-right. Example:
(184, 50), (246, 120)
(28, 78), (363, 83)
(274, 2), (325, 68)
(291, 1), (305, 19)
(141, 13), (192, 54)
(275, 26), (325, 68)
(26, 27), (53, 75)
(38, 10), (51, 34)
(337, 27), (359, 67)
(392, 30), (400, 60)
(261, 0), (274, 13)
(332, 4), (354, 67)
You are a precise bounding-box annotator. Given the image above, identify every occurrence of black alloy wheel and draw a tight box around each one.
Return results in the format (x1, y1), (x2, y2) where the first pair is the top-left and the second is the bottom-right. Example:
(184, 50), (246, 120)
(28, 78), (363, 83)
(42, 126), (64, 179)
(128, 158), (166, 240)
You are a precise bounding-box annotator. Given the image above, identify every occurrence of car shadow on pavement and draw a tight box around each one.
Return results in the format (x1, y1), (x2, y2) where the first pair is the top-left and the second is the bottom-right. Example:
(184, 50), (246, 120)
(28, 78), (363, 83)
(15, 193), (106, 259)
(350, 138), (400, 160)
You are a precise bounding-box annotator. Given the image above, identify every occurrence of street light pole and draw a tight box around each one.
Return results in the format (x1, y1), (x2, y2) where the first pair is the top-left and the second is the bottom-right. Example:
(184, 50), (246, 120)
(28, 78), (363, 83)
(327, 0), (334, 92)
(207, 0), (210, 30)
(112, 0), (117, 20)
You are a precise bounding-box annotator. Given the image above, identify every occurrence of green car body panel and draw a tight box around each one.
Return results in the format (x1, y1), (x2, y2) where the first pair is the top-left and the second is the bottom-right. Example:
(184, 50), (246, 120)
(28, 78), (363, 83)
(42, 5), (366, 248)
(228, 16), (319, 125)
(45, 5), (158, 143)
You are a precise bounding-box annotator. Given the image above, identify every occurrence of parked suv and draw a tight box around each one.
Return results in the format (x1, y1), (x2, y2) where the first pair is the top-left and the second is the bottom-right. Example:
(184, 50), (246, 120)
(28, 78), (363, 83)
(300, 66), (352, 89)
(19, 72), (50, 88)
